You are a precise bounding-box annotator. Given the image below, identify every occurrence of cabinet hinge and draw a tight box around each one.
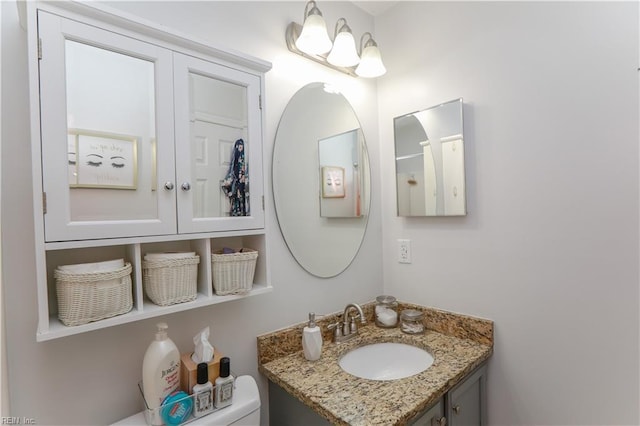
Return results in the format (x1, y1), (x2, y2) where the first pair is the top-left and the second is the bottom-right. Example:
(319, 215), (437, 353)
(258, 94), (262, 110)
(262, 195), (265, 210)
(38, 38), (42, 60)
(42, 192), (47, 214)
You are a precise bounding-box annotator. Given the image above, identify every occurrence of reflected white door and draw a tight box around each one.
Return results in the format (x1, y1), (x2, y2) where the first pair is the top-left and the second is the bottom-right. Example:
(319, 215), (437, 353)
(191, 120), (245, 218)
(422, 142), (437, 216)
(442, 138), (466, 215)
(174, 52), (264, 234)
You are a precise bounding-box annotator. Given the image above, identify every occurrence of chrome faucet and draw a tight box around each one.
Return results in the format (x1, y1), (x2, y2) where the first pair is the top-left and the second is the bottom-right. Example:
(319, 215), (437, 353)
(328, 303), (367, 343)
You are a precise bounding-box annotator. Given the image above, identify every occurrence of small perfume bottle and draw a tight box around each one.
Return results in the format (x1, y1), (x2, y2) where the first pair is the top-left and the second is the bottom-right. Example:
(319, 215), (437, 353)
(192, 363), (214, 417)
(214, 357), (234, 409)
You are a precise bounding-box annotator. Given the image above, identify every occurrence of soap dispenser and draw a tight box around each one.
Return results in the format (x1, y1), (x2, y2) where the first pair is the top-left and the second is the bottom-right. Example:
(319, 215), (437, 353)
(302, 312), (322, 361)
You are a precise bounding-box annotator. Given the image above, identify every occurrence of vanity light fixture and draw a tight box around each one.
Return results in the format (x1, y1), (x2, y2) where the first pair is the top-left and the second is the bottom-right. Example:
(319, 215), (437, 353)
(355, 33), (387, 78)
(285, 1), (386, 78)
(326, 18), (360, 68)
(295, 0), (332, 55)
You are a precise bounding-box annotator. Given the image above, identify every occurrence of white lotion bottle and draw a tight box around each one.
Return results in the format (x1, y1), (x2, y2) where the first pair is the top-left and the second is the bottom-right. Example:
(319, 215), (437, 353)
(302, 312), (322, 361)
(142, 322), (180, 425)
(192, 363), (214, 417)
(214, 357), (234, 409)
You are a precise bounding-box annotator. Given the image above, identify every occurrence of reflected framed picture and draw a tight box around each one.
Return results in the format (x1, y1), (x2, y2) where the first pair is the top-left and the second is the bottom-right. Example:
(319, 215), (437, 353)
(68, 129), (138, 189)
(321, 166), (345, 198)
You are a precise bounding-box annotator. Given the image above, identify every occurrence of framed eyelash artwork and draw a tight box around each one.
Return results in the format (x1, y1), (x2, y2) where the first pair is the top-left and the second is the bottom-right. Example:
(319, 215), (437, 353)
(68, 129), (138, 189)
(321, 166), (346, 198)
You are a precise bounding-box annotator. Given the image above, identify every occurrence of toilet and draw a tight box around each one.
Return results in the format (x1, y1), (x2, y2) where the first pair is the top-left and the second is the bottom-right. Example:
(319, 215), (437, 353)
(112, 375), (261, 426)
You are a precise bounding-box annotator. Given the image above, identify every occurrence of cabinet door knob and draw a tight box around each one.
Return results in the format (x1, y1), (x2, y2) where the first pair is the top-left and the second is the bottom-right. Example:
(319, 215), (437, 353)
(431, 416), (447, 426)
(181, 182), (191, 191)
(164, 182), (174, 191)
(453, 405), (461, 414)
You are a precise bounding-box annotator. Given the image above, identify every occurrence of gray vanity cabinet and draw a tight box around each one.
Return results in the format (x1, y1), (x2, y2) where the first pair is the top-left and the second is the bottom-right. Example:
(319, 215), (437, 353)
(268, 381), (330, 426)
(410, 398), (446, 426)
(447, 363), (487, 426)
(410, 363), (487, 426)
(270, 362), (487, 426)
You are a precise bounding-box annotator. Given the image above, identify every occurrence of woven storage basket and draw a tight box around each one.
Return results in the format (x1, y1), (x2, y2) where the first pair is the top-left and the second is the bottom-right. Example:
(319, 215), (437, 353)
(54, 263), (133, 327)
(211, 249), (258, 295)
(142, 255), (200, 306)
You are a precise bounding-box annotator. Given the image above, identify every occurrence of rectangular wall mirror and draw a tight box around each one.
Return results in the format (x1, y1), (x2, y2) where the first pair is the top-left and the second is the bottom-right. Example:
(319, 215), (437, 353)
(394, 98), (466, 216)
(318, 129), (365, 218)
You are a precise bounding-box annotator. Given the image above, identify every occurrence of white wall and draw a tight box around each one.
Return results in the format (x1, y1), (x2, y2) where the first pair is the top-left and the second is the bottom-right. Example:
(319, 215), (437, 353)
(1, 1), (382, 424)
(3, 1), (639, 425)
(0, 2), (7, 417)
(376, 2), (639, 425)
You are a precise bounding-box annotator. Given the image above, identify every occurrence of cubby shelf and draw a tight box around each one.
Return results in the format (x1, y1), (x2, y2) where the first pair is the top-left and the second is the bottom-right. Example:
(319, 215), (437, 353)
(38, 232), (270, 342)
(40, 283), (272, 342)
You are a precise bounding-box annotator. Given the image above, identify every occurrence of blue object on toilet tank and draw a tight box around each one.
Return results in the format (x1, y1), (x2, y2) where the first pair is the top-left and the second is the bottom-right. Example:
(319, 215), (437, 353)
(161, 390), (193, 425)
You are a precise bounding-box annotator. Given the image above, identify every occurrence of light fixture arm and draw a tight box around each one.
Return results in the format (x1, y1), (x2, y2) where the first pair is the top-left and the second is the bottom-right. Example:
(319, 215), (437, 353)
(303, 1), (322, 21)
(333, 18), (351, 38)
(359, 32), (377, 52)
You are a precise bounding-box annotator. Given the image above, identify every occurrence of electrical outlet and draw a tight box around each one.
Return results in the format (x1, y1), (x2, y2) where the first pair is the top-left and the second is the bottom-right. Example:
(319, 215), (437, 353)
(397, 239), (411, 264)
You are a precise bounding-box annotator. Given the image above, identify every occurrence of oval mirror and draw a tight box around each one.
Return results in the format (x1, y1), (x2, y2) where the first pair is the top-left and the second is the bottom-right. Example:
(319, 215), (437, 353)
(273, 83), (371, 278)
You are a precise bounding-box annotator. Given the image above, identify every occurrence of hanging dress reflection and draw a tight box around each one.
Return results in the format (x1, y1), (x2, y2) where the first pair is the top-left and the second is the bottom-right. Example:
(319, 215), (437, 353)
(221, 139), (248, 216)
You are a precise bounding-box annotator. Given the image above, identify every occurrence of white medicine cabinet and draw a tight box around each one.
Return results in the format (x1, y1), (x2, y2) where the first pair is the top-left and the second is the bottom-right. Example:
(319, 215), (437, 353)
(25, 1), (272, 341)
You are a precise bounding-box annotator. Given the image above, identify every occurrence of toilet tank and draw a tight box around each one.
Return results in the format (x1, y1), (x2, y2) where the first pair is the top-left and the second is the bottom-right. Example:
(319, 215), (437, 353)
(112, 375), (261, 426)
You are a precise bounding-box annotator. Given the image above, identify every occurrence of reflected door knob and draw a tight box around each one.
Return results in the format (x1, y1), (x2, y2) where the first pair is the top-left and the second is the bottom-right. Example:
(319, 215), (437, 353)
(181, 182), (191, 191)
(453, 405), (461, 414)
(164, 182), (174, 191)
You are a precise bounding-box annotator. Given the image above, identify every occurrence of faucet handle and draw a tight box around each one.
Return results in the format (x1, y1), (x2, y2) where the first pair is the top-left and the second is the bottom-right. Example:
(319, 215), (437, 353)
(327, 322), (342, 339)
(350, 312), (367, 324)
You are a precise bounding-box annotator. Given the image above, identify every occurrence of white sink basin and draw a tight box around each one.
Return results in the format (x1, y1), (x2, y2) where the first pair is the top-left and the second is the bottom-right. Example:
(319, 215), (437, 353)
(338, 342), (434, 381)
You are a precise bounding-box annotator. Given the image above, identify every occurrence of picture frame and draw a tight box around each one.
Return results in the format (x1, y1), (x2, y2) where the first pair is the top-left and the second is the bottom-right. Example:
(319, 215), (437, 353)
(321, 166), (346, 198)
(68, 128), (138, 189)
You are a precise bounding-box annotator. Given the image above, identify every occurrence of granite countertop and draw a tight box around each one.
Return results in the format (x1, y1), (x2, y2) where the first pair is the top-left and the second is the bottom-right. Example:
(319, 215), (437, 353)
(257, 303), (493, 426)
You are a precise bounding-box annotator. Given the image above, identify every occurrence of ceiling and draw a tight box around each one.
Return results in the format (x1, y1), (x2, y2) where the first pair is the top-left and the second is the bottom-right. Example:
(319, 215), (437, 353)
(351, 1), (398, 16)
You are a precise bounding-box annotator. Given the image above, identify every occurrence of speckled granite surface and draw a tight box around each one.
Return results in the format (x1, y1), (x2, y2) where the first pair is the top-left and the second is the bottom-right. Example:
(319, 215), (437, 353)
(257, 303), (493, 426)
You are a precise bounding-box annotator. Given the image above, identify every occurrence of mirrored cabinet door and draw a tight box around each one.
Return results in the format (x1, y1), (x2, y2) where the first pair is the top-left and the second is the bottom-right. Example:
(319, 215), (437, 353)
(173, 53), (264, 233)
(394, 98), (466, 217)
(38, 11), (177, 242)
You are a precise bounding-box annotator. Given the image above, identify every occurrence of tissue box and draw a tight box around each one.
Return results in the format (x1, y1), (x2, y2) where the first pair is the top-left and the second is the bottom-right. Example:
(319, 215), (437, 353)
(179, 349), (224, 394)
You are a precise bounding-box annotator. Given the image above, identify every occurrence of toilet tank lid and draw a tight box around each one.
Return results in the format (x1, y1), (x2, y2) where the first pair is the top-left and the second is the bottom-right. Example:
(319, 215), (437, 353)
(110, 375), (260, 426)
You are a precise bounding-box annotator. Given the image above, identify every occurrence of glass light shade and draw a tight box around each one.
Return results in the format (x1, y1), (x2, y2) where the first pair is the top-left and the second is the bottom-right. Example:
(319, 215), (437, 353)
(355, 44), (387, 78)
(327, 31), (360, 67)
(296, 14), (332, 55)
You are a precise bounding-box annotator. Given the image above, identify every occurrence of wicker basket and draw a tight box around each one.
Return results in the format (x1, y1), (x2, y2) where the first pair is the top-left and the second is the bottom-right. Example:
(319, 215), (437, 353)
(142, 255), (200, 306)
(54, 263), (133, 327)
(211, 249), (258, 295)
